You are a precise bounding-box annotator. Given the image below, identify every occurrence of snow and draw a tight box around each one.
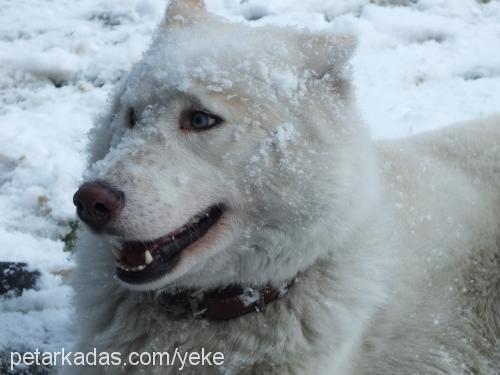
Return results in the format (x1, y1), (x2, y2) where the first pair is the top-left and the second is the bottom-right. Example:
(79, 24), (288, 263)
(239, 288), (262, 307)
(0, 0), (165, 356)
(0, 0), (499, 369)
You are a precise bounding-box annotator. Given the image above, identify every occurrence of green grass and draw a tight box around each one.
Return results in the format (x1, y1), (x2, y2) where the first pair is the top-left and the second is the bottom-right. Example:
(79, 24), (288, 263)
(59, 219), (79, 253)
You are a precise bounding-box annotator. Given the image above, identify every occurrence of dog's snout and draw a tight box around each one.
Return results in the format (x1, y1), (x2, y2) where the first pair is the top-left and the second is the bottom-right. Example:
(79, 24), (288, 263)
(73, 181), (124, 232)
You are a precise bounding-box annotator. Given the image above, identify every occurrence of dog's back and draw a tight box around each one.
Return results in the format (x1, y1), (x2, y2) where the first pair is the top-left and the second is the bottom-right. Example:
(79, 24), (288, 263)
(365, 116), (500, 374)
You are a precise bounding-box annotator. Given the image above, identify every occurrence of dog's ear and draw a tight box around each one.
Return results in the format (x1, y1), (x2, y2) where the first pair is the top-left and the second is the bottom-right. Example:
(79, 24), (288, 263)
(164, 0), (207, 28)
(299, 33), (357, 79)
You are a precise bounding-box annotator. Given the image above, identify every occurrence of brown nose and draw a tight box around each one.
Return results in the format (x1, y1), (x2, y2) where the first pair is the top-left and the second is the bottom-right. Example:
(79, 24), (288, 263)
(73, 181), (124, 232)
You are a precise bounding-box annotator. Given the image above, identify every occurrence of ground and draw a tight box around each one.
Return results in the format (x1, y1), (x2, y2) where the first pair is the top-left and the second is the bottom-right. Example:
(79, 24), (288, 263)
(0, 0), (499, 372)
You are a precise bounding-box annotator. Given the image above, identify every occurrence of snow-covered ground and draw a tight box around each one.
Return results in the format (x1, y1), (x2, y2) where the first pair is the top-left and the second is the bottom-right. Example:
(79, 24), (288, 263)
(0, 0), (499, 371)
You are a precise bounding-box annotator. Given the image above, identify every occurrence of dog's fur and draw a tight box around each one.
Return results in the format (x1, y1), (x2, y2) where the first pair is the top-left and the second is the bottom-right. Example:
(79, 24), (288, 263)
(66, 1), (500, 374)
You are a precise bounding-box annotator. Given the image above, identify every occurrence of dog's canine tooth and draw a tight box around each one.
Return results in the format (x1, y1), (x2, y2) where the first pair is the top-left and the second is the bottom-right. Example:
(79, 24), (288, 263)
(137, 265), (145, 271)
(111, 247), (122, 260)
(145, 251), (154, 265)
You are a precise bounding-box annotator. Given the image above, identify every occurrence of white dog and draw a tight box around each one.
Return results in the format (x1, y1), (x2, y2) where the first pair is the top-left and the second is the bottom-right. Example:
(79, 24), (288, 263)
(66, 1), (500, 374)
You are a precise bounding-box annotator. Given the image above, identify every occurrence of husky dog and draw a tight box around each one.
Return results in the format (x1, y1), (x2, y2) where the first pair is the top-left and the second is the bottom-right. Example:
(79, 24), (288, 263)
(67, 1), (500, 374)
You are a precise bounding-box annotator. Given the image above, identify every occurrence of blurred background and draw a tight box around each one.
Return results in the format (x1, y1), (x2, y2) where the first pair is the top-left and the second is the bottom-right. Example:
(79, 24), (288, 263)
(0, 0), (499, 372)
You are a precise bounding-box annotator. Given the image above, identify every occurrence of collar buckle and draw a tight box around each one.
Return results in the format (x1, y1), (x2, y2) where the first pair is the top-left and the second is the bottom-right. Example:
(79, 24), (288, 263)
(188, 288), (207, 318)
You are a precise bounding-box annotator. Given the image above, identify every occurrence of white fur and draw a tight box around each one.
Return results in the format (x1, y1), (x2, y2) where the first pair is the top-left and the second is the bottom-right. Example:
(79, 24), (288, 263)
(64, 1), (500, 374)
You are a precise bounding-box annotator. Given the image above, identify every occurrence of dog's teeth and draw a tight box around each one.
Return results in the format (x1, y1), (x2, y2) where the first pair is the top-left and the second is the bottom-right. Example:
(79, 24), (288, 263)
(137, 265), (145, 271)
(118, 262), (133, 272)
(111, 247), (122, 260)
(145, 251), (153, 265)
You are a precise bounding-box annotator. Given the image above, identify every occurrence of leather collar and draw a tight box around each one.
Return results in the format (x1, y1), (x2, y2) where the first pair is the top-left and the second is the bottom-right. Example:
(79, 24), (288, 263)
(152, 279), (295, 321)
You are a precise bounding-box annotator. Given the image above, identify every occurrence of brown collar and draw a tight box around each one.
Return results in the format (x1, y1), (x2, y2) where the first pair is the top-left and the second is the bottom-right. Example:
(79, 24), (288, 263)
(152, 279), (295, 321)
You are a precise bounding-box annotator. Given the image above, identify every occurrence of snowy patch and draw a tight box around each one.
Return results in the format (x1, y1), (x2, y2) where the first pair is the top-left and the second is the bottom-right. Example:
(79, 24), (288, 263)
(239, 288), (262, 307)
(274, 123), (297, 154)
(0, 0), (499, 367)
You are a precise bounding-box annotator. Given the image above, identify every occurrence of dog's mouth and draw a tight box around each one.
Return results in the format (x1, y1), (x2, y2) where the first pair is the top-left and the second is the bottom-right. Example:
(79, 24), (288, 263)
(114, 204), (225, 284)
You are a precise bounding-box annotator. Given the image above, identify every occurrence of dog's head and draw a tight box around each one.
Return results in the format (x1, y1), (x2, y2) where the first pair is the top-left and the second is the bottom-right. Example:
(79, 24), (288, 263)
(74, 0), (374, 291)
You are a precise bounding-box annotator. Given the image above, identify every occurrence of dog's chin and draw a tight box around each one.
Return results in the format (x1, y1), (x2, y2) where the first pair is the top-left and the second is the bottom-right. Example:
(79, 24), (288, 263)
(111, 204), (227, 291)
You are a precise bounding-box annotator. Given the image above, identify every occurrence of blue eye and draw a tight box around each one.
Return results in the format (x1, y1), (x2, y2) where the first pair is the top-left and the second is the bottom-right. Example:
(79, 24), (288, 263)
(192, 112), (212, 129)
(180, 110), (222, 131)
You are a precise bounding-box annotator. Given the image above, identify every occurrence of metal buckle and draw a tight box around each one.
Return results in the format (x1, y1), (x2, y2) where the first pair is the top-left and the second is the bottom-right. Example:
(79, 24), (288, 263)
(188, 288), (207, 319)
(254, 288), (267, 312)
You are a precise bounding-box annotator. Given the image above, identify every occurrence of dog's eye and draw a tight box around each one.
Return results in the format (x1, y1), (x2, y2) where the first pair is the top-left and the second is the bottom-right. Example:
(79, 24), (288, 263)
(180, 110), (222, 131)
(126, 108), (138, 129)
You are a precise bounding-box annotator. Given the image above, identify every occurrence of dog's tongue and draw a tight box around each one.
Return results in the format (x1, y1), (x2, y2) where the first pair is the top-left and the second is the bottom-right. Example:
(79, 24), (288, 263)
(121, 242), (147, 267)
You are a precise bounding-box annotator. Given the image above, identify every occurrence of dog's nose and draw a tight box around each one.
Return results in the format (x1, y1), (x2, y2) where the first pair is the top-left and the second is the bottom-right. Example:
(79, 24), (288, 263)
(73, 181), (124, 232)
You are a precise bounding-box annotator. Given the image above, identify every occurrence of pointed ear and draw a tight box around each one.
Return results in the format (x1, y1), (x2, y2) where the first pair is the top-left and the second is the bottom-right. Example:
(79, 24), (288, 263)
(299, 33), (357, 79)
(164, 0), (207, 28)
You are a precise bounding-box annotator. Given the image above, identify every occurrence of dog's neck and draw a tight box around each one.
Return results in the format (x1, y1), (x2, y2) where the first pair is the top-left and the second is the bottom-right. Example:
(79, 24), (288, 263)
(151, 279), (296, 321)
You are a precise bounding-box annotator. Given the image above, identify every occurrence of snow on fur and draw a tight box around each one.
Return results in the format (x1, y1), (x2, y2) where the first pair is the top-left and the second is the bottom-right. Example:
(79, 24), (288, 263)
(0, 0), (499, 369)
